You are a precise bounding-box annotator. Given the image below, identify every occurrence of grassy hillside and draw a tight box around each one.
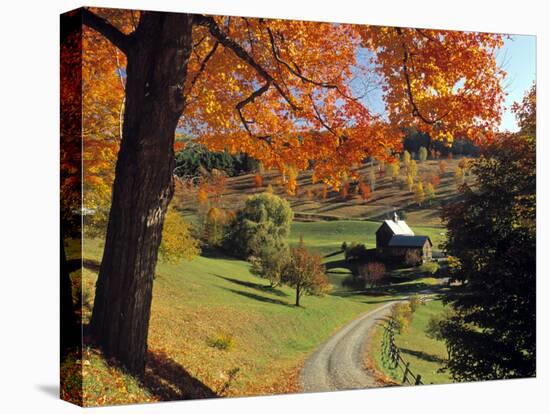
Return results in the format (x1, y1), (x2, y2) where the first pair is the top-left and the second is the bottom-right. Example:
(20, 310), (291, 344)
(178, 158), (469, 228)
(371, 299), (452, 385)
(74, 239), (390, 405)
(67, 215), (447, 405)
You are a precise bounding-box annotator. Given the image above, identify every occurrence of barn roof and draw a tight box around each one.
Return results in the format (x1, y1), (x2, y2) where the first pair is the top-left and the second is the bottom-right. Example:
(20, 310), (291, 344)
(387, 235), (431, 247)
(380, 219), (415, 236)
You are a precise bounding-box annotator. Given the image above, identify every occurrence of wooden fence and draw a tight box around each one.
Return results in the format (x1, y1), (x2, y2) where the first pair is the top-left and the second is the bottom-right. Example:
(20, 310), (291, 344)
(381, 320), (423, 385)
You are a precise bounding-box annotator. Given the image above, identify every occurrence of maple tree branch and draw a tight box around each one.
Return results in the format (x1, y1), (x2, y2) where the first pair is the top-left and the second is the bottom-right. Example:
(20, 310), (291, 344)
(188, 41), (219, 93)
(266, 27), (363, 104)
(266, 28), (337, 90)
(396, 27), (450, 125)
(82, 8), (131, 54)
(194, 15), (299, 111)
(308, 95), (347, 145)
(236, 83), (272, 142)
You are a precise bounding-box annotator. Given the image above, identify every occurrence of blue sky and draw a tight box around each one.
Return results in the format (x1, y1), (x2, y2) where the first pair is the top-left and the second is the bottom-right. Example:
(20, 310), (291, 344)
(498, 35), (536, 131)
(353, 34), (536, 132)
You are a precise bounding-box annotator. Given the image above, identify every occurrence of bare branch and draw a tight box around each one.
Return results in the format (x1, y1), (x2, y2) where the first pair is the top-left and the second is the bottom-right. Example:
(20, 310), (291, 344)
(82, 8), (132, 54)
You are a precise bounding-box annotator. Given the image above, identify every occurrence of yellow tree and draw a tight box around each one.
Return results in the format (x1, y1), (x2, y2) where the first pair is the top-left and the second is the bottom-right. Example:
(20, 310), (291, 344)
(61, 7), (505, 374)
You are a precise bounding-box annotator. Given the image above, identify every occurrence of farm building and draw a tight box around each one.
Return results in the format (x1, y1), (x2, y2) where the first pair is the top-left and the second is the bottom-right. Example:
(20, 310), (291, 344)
(375, 213), (432, 265)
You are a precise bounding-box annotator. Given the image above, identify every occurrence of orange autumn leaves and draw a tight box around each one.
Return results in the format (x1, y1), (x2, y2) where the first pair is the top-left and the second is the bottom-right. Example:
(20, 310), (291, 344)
(75, 8), (505, 214)
(361, 27), (505, 145)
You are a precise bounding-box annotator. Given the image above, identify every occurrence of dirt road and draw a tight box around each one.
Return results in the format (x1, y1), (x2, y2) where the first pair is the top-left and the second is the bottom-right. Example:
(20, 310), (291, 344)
(300, 301), (399, 392)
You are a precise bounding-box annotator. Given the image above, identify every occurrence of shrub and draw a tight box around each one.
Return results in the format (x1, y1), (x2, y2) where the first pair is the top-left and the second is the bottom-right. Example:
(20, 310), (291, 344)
(342, 274), (366, 290)
(344, 242), (369, 261)
(207, 332), (235, 351)
(159, 208), (200, 263)
(408, 295), (423, 313)
(420, 261), (440, 275)
(249, 247), (290, 287)
(358, 262), (387, 288)
(390, 302), (413, 333)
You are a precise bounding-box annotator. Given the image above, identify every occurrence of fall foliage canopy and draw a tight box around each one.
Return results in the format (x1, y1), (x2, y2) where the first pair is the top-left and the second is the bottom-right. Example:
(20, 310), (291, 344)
(62, 8), (507, 223)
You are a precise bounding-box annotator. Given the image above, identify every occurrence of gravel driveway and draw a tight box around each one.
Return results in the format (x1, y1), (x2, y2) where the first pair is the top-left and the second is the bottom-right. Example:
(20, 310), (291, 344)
(300, 301), (399, 392)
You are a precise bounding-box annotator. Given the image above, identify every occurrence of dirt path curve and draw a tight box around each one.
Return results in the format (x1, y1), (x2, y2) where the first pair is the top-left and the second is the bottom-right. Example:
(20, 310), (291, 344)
(300, 301), (399, 392)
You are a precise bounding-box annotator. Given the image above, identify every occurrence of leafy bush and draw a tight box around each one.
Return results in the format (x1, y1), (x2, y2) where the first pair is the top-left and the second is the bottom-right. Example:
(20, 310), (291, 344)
(358, 262), (387, 288)
(159, 208), (200, 263)
(420, 261), (440, 275)
(207, 332), (235, 351)
(390, 302), (413, 333)
(342, 275), (366, 290)
(344, 242), (369, 261)
(408, 295), (423, 313)
(250, 247), (290, 287)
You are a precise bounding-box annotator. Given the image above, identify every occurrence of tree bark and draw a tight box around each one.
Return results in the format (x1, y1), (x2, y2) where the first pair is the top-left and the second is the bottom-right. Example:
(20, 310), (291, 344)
(295, 284), (301, 307)
(89, 12), (194, 375)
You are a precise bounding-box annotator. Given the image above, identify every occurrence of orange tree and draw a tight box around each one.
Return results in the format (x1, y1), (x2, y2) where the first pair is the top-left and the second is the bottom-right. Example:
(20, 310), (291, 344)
(61, 7), (505, 375)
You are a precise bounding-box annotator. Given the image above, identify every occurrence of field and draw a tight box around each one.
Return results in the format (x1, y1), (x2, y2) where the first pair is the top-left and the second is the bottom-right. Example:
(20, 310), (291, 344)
(371, 299), (452, 385)
(66, 211), (447, 405)
(63, 156), (460, 405)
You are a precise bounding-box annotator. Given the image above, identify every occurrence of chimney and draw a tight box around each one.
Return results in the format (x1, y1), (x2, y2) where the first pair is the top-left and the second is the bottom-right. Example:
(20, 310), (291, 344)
(393, 210), (399, 223)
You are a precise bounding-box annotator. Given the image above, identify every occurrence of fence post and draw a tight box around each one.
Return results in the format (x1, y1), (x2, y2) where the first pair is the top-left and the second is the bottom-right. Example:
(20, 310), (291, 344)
(415, 374), (422, 385)
(402, 362), (410, 384)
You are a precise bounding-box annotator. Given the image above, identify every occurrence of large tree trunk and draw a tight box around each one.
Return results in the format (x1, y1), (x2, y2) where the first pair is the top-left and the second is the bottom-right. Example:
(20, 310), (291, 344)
(89, 12), (194, 375)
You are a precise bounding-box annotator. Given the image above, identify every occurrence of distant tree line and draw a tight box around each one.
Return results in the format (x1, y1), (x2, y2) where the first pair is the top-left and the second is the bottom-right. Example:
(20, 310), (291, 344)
(175, 143), (259, 178)
(403, 129), (480, 158)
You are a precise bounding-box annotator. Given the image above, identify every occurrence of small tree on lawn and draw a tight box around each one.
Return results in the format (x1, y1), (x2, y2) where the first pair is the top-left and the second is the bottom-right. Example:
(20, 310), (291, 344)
(419, 146), (428, 162)
(407, 174), (414, 192)
(403, 150), (411, 166)
(282, 239), (330, 306)
(250, 247), (290, 287)
(203, 206), (226, 247)
(409, 159), (418, 178)
(159, 208), (200, 263)
(391, 161), (400, 182)
(439, 160), (447, 175)
(414, 181), (425, 206)
(359, 262), (387, 288)
(426, 182), (436, 205)
(360, 183), (371, 201)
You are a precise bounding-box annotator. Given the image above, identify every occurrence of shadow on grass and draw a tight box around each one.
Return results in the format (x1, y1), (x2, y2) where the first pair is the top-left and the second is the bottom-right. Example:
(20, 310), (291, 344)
(325, 259), (355, 272)
(213, 274), (288, 297)
(324, 250), (344, 259)
(219, 287), (292, 307)
(143, 351), (218, 401)
(400, 348), (446, 364)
